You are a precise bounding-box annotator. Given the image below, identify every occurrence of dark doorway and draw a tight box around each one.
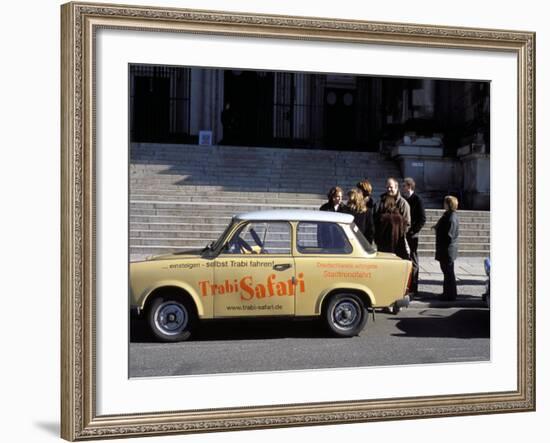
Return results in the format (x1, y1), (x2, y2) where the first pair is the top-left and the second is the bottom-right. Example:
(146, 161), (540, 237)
(324, 88), (357, 149)
(132, 76), (170, 142)
(223, 70), (274, 146)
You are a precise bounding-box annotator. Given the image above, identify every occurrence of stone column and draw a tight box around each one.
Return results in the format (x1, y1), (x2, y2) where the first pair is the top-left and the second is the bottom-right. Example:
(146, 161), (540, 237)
(294, 73), (303, 140)
(202, 69), (212, 131)
(460, 153), (490, 210)
(212, 71), (224, 144)
(189, 68), (203, 136)
(412, 79), (435, 118)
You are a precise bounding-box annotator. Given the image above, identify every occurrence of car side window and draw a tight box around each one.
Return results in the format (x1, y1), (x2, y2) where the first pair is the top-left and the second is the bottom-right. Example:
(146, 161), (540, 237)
(225, 222), (291, 254)
(297, 222), (353, 254)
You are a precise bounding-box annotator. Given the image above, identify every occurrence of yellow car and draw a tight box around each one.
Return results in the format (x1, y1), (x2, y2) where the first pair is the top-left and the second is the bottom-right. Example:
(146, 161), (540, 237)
(130, 210), (412, 341)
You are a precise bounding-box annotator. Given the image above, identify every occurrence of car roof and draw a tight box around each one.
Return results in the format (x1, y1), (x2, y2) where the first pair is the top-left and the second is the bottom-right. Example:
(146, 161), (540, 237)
(234, 209), (354, 224)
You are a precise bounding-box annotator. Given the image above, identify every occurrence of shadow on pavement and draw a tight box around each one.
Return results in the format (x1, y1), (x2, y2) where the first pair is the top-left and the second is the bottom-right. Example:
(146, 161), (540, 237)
(390, 308), (490, 339)
(420, 279), (487, 286)
(411, 292), (488, 309)
(130, 316), (328, 343)
(130, 317), (155, 342)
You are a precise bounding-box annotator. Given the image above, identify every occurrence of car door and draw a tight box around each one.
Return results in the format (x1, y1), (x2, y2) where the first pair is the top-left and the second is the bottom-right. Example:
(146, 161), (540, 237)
(212, 221), (296, 317)
(293, 221), (356, 315)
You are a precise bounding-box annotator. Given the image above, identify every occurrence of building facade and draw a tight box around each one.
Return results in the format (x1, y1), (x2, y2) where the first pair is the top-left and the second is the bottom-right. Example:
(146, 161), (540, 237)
(130, 65), (490, 209)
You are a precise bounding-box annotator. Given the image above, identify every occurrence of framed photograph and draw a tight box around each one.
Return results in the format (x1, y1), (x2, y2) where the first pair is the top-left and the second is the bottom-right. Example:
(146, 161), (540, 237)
(61, 1), (535, 440)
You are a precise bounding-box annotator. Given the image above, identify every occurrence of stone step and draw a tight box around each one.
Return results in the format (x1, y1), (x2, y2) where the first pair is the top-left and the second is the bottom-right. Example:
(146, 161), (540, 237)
(128, 173), (400, 183)
(418, 232), (490, 239)
(417, 250), (489, 257)
(128, 184), (385, 194)
(128, 222), (490, 237)
(130, 215), (234, 224)
(129, 218), (490, 232)
(426, 212), (491, 217)
(128, 225), (490, 242)
(130, 238), (215, 247)
(130, 163), (398, 172)
(418, 235), (489, 243)
(127, 197), (479, 213)
(130, 229), (295, 240)
(128, 208), (490, 224)
(131, 218), (492, 236)
(129, 235), (489, 250)
(131, 189), (328, 199)
(424, 217), (490, 224)
(132, 143), (386, 157)
(130, 222), (229, 230)
(130, 168), (401, 177)
(130, 237), (289, 247)
(130, 193), (325, 205)
(129, 167), (399, 176)
(129, 206), (320, 216)
(131, 148), (387, 159)
(422, 223), (491, 230)
(130, 165), (400, 177)
(128, 190), (490, 216)
(129, 172), (392, 179)
(129, 143), (489, 258)
(130, 163), (401, 172)
(128, 180), (393, 190)
(128, 200), (490, 213)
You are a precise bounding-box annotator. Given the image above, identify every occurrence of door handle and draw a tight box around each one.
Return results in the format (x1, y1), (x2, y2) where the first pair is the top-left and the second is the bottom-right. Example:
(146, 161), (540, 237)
(273, 263), (292, 271)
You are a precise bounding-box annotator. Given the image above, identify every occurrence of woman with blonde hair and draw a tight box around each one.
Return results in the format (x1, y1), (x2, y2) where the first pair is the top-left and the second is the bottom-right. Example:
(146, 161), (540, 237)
(433, 195), (460, 301)
(343, 188), (375, 244)
(356, 179), (375, 210)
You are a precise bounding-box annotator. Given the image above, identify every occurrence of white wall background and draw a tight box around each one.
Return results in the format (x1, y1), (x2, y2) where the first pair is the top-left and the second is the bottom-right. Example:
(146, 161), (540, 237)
(0, 0), (546, 442)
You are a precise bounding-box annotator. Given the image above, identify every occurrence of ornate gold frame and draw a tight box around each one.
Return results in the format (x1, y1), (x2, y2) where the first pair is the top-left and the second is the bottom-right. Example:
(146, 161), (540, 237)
(61, 2), (536, 440)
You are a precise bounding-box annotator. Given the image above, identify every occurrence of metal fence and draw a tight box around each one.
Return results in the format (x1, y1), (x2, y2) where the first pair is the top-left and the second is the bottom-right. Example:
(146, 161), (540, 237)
(129, 65), (192, 143)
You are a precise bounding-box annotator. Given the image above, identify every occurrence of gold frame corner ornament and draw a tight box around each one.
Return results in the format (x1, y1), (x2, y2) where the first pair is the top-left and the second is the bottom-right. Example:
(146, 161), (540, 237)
(61, 1), (535, 441)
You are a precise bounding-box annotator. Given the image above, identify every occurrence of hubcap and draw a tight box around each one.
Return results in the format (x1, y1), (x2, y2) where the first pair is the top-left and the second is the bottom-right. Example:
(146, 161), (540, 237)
(154, 301), (188, 335)
(333, 300), (360, 329)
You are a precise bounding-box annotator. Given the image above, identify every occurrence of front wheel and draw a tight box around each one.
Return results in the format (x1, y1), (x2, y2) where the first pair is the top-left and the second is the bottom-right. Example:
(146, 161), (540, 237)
(324, 293), (368, 337)
(148, 297), (195, 342)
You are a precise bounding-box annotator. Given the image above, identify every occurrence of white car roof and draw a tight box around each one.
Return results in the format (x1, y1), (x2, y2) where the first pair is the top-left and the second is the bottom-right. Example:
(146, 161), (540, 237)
(235, 209), (354, 224)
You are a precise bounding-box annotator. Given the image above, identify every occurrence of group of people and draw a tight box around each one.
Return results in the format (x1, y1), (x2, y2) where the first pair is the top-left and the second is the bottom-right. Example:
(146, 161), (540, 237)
(320, 177), (459, 301)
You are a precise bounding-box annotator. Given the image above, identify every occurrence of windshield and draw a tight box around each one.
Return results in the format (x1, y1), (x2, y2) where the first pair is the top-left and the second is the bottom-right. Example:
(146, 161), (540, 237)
(208, 218), (238, 252)
(350, 222), (377, 254)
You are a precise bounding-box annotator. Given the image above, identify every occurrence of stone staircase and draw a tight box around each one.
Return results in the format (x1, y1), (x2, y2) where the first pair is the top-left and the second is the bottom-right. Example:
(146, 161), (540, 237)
(130, 143), (490, 261)
(417, 209), (490, 258)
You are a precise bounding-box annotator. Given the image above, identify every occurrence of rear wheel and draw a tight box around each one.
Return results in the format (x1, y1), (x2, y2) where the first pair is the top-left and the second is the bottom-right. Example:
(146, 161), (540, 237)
(148, 296), (195, 342)
(324, 293), (368, 337)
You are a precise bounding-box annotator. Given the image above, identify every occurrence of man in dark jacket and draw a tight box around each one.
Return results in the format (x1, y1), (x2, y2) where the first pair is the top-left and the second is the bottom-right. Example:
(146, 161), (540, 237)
(402, 178), (426, 296)
(434, 196), (460, 301)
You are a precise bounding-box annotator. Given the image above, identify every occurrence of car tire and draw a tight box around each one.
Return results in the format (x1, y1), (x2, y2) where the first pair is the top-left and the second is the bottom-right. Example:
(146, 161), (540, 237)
(148, 296), (195, 342)
(324, 293), (367, 337)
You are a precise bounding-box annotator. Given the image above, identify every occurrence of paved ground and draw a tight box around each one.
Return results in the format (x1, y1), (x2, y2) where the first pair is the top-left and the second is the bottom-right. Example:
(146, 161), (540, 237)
(420, 256), (486, 284)
(415, 256), (488, 306)
(129, 256), (489, 377)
